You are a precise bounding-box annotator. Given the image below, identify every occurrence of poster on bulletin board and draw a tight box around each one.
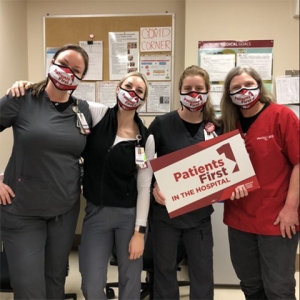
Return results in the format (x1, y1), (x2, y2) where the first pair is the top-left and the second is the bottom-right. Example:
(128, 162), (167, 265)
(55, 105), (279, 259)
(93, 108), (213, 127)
(198, 40), (274, 110)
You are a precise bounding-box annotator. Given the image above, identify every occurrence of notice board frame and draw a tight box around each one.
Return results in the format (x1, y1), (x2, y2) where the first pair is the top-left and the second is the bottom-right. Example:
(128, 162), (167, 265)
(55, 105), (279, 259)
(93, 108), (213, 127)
(43, 13), (175, 115)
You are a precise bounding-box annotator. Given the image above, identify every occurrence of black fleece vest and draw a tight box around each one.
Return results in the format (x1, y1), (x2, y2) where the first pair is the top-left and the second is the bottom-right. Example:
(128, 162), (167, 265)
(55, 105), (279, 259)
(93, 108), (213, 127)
(82, 105), (150, 208)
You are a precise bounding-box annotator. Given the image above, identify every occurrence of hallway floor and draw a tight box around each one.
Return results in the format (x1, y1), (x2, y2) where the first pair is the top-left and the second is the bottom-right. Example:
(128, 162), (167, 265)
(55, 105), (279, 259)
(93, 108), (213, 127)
(1, 250), (299, 299)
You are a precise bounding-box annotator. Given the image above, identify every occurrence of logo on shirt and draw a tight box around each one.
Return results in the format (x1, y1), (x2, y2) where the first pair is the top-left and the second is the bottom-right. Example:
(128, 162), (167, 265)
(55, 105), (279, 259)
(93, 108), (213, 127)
(256, 135), (274, 141)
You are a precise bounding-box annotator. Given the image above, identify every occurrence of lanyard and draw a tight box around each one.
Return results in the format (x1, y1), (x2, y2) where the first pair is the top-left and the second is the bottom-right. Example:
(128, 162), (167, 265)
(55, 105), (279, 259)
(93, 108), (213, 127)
(72, 99), (90, 135)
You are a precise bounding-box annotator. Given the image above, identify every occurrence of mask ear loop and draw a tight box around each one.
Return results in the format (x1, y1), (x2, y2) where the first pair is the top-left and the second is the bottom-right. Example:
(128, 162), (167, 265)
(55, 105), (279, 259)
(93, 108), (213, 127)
(179, 87), (184, 111)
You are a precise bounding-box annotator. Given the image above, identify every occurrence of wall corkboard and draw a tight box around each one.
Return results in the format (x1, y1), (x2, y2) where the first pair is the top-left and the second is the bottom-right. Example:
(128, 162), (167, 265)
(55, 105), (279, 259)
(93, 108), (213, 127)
(44, 14), (174, 114)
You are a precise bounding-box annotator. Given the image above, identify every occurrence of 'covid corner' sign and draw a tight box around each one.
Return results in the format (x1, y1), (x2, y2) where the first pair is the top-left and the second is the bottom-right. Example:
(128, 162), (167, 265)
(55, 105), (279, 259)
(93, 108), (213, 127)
(150, 130), (260, 218)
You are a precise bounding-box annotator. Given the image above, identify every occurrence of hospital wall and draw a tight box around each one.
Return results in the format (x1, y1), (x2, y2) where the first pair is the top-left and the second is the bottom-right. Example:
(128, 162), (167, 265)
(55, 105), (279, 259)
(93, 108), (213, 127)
(184, 0), (299, 77)
(0, 0), (299, 238)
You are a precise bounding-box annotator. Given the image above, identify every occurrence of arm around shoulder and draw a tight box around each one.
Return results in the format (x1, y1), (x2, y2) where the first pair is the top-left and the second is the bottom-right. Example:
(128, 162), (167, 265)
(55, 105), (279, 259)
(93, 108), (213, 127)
(88, 101), (109, 127)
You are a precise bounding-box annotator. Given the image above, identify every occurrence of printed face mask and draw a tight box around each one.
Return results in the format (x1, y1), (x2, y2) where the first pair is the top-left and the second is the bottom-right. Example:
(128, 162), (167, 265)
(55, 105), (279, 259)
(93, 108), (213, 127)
(117, 87), (144, 111)
(229, 86), (260, 109)
(48, 63), (81, 91)
(180, 91), (208, 112)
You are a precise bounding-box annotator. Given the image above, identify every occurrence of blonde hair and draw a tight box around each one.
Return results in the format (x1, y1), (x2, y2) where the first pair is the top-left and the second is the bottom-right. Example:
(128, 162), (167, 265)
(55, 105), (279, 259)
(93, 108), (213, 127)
(117, 71), (149, 102)
(178, 65), (220, 126)
(220, 65), (274, 133)
(31, 44), (89, 97)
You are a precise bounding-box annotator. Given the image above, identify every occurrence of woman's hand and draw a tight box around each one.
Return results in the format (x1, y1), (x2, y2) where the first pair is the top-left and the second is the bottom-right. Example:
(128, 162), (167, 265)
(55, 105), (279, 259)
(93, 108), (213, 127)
(128, 232), (145, 260)
(6, 81), (33, 97)
(230, 185), (248, 200)
(274, 206), (299, 238)
(0, 182), (15, 205)
(152, 181), (166, 205)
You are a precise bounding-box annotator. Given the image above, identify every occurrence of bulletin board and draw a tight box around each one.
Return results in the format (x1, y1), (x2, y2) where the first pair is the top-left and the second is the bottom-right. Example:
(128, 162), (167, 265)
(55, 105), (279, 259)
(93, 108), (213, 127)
(198, 40), (274, 111)
(44, 13), (175, 115)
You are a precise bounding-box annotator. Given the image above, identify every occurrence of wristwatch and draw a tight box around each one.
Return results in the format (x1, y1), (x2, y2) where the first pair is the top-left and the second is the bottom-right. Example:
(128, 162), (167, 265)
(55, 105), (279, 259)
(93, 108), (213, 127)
(135, 226), (147, 233)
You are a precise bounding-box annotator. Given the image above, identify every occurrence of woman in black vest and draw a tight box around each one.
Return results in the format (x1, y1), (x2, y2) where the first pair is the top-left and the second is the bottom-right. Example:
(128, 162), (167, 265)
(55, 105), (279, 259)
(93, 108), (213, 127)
(79, 72), (155, 299)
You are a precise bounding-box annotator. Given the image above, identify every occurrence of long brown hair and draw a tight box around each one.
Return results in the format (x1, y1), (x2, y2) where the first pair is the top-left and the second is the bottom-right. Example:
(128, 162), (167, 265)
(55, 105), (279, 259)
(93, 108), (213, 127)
(220, 65), (274, 133)
(178, 65), (220, 126)
(31, 44), (89, 97)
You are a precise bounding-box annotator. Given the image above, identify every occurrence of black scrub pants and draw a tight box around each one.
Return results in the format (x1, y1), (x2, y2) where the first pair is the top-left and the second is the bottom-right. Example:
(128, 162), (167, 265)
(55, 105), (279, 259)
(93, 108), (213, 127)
(228, 227), (299, 300)
(1, 202), (80, 300)
(151, 205), (214, 300)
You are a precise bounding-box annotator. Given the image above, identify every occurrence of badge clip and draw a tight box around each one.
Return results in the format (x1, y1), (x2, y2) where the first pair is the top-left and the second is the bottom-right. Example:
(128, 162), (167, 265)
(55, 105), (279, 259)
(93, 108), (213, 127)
(204, 122), (218, 137)
(72, 103), (90, 135)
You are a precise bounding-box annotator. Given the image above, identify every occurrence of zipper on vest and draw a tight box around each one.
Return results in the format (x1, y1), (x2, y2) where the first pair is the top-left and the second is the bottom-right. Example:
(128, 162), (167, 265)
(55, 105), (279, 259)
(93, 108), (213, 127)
(108, 145), (114, 152)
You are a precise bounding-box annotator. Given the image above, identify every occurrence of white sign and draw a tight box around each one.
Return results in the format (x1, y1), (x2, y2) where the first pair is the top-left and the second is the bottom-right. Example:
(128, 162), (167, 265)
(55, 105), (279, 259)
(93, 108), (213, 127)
(200, 54), (235, 82)
(147, 82), (171, 113)
(73, 82), (96, 102)
(237, 53), (273, 80)
(150, 130), (260, 218)
(140, 27), (172, 52)
(79, 41), (103, 80)
(140, 55), (171, 80)
(109, 32), (139, 80)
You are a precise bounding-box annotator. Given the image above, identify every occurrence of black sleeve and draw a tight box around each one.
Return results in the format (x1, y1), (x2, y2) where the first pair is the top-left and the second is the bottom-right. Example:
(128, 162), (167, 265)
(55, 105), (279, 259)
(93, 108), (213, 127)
(0, 93), (23, 131)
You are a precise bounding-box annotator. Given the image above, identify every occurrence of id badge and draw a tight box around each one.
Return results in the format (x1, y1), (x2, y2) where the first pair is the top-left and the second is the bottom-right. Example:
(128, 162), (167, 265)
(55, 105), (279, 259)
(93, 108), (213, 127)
(135, 146), (148, 169)
(77, 112), (91, 135)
